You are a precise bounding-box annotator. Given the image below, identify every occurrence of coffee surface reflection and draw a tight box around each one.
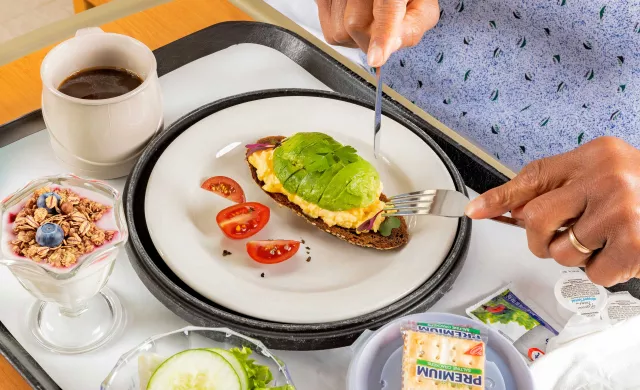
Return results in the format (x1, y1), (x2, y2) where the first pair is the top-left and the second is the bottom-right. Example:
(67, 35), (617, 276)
(58, 67), (143, 100)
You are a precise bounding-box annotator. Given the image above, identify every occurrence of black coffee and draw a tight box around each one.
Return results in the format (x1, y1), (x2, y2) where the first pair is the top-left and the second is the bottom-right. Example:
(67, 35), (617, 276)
(57, 67), (143, 100)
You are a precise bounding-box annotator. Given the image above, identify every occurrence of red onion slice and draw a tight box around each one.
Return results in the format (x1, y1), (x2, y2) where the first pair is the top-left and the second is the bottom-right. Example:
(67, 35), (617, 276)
(245, 143), (277, 157)
(356, 210), (383, 233)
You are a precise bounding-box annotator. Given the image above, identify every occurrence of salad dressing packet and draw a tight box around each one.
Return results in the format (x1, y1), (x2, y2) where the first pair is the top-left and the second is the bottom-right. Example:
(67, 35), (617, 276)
(466, 283), (559, 363)
(401, 322), (487, 389)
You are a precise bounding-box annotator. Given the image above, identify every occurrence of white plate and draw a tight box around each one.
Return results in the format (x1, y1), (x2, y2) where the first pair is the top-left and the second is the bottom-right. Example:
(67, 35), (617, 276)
(145, 95), (458, 324)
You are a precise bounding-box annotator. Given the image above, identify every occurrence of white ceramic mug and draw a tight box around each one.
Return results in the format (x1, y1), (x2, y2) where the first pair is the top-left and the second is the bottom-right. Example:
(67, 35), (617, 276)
(41, 27), (163, 179)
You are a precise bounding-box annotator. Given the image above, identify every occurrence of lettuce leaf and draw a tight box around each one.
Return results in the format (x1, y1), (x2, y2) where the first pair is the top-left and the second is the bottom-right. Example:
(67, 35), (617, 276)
(229, 347), (295, 389)
(379, 216), (401, 236)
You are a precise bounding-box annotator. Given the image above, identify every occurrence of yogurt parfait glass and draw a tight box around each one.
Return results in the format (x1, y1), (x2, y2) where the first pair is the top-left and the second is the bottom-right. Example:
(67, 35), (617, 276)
(0, 174), (128, 354)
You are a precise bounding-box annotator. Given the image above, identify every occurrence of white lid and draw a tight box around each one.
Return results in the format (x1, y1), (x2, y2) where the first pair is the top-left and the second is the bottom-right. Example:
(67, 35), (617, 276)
(554, 269), (607, 316)
(602, 291), (640, 324)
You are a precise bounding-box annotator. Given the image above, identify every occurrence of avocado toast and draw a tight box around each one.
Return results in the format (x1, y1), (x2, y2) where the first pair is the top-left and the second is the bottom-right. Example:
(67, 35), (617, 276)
(246, 133), (409, 250)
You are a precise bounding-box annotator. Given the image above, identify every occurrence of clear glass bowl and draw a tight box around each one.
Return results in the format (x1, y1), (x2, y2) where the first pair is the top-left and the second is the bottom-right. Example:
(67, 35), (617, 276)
(0, 174), (128, 354)
(101, 326), (296, 390)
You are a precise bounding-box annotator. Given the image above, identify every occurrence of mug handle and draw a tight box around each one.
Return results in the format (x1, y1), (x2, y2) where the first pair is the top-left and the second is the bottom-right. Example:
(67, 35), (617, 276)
(75, 27), (104, 37)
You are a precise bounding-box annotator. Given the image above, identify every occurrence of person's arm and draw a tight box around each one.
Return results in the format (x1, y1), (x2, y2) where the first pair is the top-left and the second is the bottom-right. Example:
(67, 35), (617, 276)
(316, 0), (439, 67)
(466, 137), (640, 287)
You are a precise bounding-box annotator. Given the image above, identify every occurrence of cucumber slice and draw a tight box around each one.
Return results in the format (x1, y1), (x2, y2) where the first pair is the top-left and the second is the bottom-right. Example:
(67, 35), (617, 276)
(207, 348), (249, 390)
(147, 349), (241, 390)
(138, 353), (167, 390)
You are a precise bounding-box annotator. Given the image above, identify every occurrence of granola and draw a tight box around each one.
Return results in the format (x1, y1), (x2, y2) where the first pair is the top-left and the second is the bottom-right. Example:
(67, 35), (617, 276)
(9, 187), (117, 268)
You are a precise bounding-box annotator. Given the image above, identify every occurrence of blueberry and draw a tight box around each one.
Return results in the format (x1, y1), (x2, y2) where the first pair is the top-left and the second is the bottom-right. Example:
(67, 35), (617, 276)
(36, 192), (61, 214)
(36, 223), (64, 248)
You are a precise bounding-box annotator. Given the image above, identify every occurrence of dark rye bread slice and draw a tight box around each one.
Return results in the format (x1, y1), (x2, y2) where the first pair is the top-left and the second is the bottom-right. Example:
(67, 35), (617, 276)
(246, 136), (409, 250)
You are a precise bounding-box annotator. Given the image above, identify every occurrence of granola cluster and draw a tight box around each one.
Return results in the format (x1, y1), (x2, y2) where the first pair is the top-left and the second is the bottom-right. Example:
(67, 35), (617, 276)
(9, 187), (116, 268)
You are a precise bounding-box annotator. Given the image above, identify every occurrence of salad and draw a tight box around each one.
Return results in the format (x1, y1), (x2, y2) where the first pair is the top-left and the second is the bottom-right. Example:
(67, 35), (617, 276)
(139, 346), (294, 390)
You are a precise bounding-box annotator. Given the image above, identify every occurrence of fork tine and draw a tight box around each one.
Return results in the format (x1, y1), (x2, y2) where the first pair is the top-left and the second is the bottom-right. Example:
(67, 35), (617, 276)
(384, 205), (433, 212)
(382, 210), (435, 217)
(389, 193), (436, 201)
(389, 190), (438, 201)
(387, 198), (435, 206)
(386, 189), (469, 218)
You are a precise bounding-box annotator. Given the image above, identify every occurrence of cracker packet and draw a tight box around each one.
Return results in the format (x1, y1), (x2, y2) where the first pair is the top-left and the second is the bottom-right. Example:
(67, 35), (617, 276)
(466, 283), (560, 363)
(401, 322), (487, 389)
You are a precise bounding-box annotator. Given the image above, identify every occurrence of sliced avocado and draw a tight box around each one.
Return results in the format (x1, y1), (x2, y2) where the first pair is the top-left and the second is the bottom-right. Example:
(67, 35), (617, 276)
(283, 168), (309, 194)
(319, 159), (379, 211)
(271, 132), (381, 210)
(328, 168), (380, 210)
(319, 176), (357, 211)
(290, 139), (343, 196)
(296, 169), (324, 201)
(299, 139), (341, 168)
(345, 160), (380, 205)
(273, 158), (303, 185)
(305, 162), (345, 205)
(276, 133), (336, 165)
(273, 146), (308, 185)
(273, 133), (336, 184)
(275, 133), (332, 162)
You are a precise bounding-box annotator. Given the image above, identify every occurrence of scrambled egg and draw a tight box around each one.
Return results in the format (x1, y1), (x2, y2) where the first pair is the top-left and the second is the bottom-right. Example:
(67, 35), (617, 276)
(249, 150), (385, 232)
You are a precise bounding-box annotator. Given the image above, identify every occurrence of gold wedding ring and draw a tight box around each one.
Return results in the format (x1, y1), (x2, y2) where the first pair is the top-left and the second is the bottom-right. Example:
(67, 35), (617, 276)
(568, 226), (593, 255)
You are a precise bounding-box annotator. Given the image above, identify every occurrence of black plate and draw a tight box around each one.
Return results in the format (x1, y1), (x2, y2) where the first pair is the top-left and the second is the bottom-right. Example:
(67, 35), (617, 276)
(124, 89), (471, 350)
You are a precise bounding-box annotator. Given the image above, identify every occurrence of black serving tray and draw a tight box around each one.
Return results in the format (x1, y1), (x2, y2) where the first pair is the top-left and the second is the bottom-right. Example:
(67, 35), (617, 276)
(124, 89), (471, 350)
(0, 21), (500, 389)
(2, 19), (640, 389)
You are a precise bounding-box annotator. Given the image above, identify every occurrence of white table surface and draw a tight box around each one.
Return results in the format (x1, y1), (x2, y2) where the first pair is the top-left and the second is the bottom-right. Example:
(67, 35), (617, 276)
(0, 44), (566, 390)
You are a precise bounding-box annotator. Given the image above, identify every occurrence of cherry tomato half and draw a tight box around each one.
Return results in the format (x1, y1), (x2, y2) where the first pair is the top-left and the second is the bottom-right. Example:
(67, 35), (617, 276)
(246, 240), (301, 264)
(216, 202), (270, 239)
(201, 176), (246, 203)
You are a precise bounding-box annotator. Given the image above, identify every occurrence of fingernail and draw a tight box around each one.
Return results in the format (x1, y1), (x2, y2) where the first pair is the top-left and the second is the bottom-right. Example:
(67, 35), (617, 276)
(465, 198), (485, 217)
(368, 42), (383, 67)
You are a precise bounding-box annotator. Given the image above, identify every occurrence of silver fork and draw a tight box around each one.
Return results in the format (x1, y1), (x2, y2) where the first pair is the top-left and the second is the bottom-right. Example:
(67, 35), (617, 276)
(383, 189), (524, 228)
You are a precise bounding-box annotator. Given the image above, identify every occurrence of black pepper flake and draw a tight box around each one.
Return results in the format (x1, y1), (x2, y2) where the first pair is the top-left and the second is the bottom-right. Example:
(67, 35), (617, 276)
(301, 239), (306, 244)
(306, 257), (311, 262)
(222, 250), (232, 256)
(261, 273), (265, 278)
(305, 246), (310, 250)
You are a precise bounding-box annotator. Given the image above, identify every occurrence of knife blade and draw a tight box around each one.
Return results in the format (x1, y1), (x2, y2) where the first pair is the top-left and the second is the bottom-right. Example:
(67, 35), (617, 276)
(373, 66), (383, 159)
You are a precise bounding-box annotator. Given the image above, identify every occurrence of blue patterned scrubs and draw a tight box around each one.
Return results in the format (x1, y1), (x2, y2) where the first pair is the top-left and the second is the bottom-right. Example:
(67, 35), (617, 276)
(363, 0), (640, 170)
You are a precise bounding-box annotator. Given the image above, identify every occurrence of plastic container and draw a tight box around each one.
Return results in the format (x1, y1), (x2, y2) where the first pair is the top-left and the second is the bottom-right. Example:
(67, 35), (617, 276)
(347, 312), (533, 390)
(602, 291), (640, 324)
(101, 326), (294, 389)
(554, 269), (607, 323)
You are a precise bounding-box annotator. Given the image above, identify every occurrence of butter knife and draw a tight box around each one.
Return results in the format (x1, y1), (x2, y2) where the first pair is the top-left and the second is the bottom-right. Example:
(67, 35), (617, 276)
(373, 66), (383, 159)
